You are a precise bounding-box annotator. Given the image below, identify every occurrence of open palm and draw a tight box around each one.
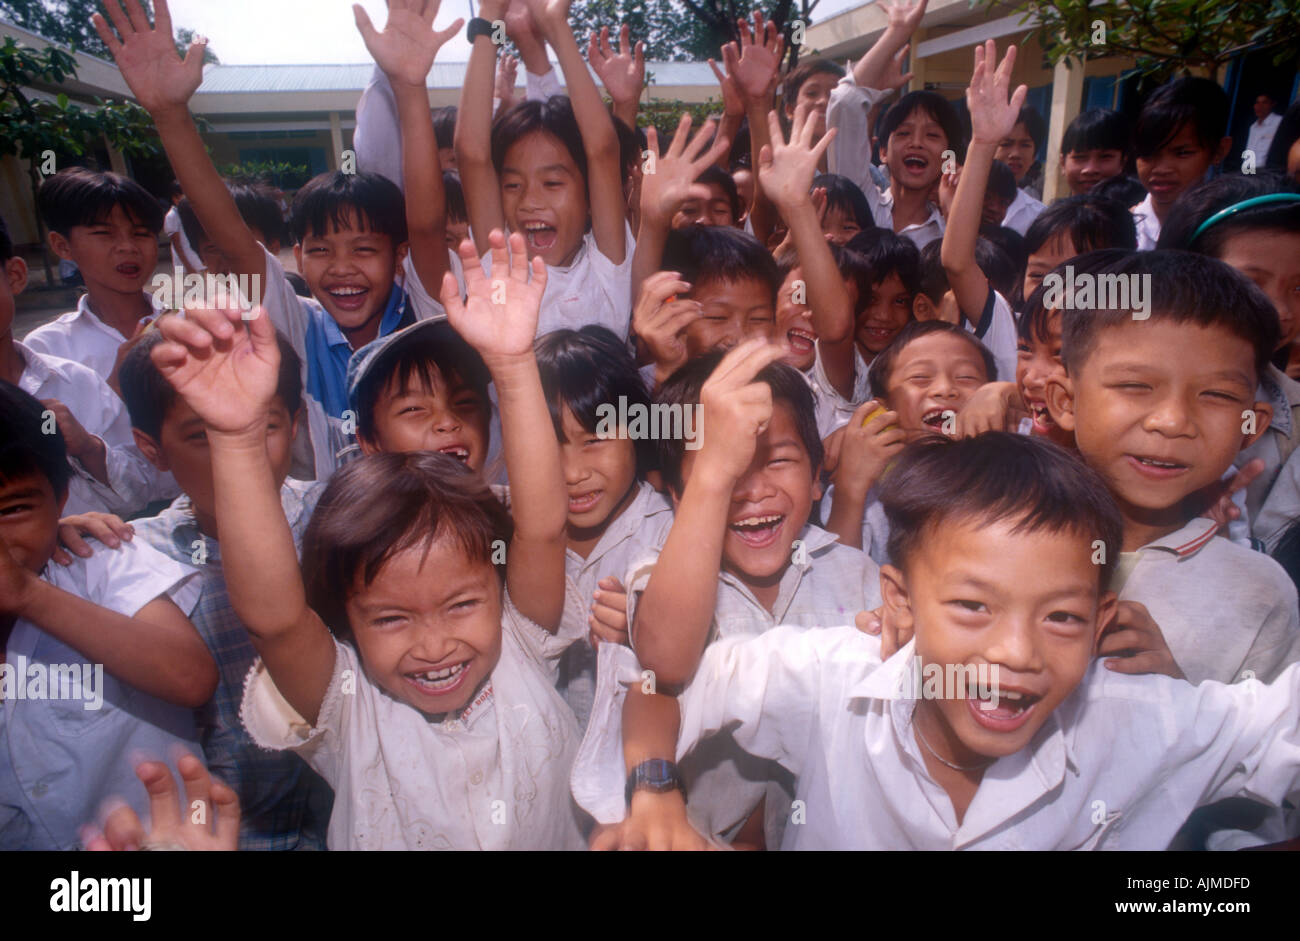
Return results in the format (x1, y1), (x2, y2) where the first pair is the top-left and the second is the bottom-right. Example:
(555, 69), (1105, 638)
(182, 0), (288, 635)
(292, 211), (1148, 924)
(93, 0), (205, 112)
(442, 231), (546, 359)
(353, 0), (463, 89)
(759, 105), (836, 208)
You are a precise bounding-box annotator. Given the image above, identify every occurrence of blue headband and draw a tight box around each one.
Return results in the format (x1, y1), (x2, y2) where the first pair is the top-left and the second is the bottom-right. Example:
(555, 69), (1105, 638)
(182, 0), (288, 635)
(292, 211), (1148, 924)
(1190, 193), (1300, 242)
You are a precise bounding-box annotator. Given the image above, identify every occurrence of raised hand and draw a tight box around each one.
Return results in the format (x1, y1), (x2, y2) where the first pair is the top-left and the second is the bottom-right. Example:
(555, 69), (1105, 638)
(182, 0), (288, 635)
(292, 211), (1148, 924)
(588, 24), (645, 106)
(590, 790), (715, 851)
(707, 57), (745, 118)
(881, 0), (928, 33)
(833, 399), (906, 498)
(440, 230), (547, 362)
(633, 270), (701, 381)
(151, 305), (281, 437)
(353, 0), (463, 90)
(758, 102), (838, 209)
(639, 115), (731, 225)
(693, 338), (788, 488)
(722, 10), (784, 105)
(83, 754), (240, 851)
(966, 40), (1028, 146)
(495, 53), (520, 108)
(521, 0), (573, 36)
(93, 0), (206, 114)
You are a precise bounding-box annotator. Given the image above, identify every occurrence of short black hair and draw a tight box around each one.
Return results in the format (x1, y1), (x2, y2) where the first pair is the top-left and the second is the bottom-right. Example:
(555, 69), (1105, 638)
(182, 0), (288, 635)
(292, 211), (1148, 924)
(978, 223), (1027, 275)
(0, 381), (70, 500)
(845, 227), (922, 296)
(813, 172), (874, 232)
(1059, 249), (1280, 382)
(1012, 105), (1047, 151)
(987, 160), (1018, 203)
(654, 353), (822, 497)
(917, 238), (1017, 305)
(289, 170), (408, 245)
(353, 321), (492, 445)
(880, 431), (1122, 587)
(0, 215), (12, 261)
(1017, 275), (1060, 347)
(443, 171), (467, 224)
(1022, 193), (1138, 258)
(1156, 171), (1300, 255)
(1089, 174), (1148, 210)
(38, 167), (164, 236)
(877, 91), (967, 163)
(179, 182), (285, 253)
(697, 165), (742, 221)
(120, 329), (303, 441)
(781, 57), (845, 115)
(491, 97), (589, 189)
(302, 451), (513, 641)
(1134, 76), (1229, 159)
(662, 225), (781, 303)
(1062, 108), (1130, 156)
(869, 319), (997, 399)
(535, 325), (657, 477)
(433, 106), (458, 151)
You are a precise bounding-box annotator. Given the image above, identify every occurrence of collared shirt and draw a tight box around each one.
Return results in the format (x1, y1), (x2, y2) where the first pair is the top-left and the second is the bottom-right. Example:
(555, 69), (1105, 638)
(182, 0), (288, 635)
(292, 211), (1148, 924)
(1132, 194), (1161, 250)
(573, 627), (1300, 850)
(1113, 517), (1300, 684)
(22, 292), (163, 382)
(807, 344), (871, 439)
(1002, 187), (1046, 236)
(0, 541), (201, 850)
(241, 594), (585, 850)
(1237, 364), (1300, 523)
(16, 341), (177, 516)
(1246, 113), (1282, 163)
(131, 480), (332, 850)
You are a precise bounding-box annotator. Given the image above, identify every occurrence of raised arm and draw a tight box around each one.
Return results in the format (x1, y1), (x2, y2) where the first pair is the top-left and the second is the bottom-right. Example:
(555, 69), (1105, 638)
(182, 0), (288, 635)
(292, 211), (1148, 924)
(440, 232), (568, 631)
(94, 0), (266, 283)
(528, 0), (627, 262)
(721, 12), (784, 245)
(455, 0), (509, 256)
(354, 0), (464, 299)
(849, 0), (924, 90)
(589, 24), (645, 130)
(152, 305), (335, 724)
(941, 41), (1026, 321)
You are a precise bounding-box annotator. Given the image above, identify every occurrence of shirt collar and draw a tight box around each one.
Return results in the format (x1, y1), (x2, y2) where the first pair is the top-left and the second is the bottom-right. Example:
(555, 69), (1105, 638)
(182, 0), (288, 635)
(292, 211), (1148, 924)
(75, 292), (164, 336)
(877, 187), (944, 230)
(571, 482), (670, 567)
(1133, 517), (1219, 559)
(322, 283), (407, 351)
(1259, 365), (1295, 437)
(14, 341), (52, 387)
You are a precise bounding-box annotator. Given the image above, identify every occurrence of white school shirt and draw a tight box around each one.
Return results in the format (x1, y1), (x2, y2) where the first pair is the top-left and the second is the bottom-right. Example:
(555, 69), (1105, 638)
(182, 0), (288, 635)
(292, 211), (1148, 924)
(1113, 517), (1300, 685)
(16, 341), (177, 516)
(1237, 364), (1300, 525)
(163, 206), (204, 272)
(1002, 187), (1046, 236)
(807, 344), (871, 439)
(966, 289), (1017, 384)
(559, 481), (675, 731)
(1132, 194), (1161, 250)
(586, 628), (1300, 850)
(241, 595), (586, 850)
(22, 292), (164, 383)
(1246, 113), (1282, 164)
(0, 540), (201, 850)
(1254, 445), (1300, 551)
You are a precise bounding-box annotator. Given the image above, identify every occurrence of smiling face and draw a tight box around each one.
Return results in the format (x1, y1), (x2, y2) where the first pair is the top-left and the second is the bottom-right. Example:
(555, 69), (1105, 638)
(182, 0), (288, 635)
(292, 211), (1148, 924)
(1062, 148), (1125, 195)
(1022, 232), (1078, 303)
(51, 205), (158, 297)
(560, 405), (640, 538)
(1048, 320), (1270, 538)
(684, 275), (775, 357)
(500, 130), (589, 267)
(294, 210), (402, 348)
(786, 72), (838, 140)
(774, 267), (817, 371)
(1015, 312), (1073, 447)
(346, 537), (503, 717)
(888, 515), (1114, 765)
(0, 471), (65, 576)
(1136, 123), (1222, 211)
(822, 205), (864, 245)
(360, 364), (490, 472)
(885, 332), (990, 440)
(994, 121), (1037, 184)
(1215, 229), (1300, 351)
(855, 271), (914, 359)
(673, 182), (736, 229)
(881, 105), (949, 193)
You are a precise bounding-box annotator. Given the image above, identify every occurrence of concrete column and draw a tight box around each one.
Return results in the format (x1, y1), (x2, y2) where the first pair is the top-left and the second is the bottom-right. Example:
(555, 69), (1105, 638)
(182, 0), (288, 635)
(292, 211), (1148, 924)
(329, 111), (344, 170)
(105, 138), (128, 175)
(1043, 56), (1085, 203)
(908, 28), (928, 92)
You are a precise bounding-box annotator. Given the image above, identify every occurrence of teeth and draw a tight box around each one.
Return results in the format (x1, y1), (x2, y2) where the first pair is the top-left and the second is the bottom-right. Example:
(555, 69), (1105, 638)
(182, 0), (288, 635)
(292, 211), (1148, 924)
(410, 662), (467, 688)
(1138, 458), (1179, 468)
(523, 222), (552, 231)
(440, 447), (469, 461)
(331, 287), (365, 296)
(733, 514), (781, 528)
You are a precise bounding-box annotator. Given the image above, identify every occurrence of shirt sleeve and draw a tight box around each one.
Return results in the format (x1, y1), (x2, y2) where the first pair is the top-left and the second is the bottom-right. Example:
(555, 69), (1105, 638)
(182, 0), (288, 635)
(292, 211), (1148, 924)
(526, 67), (564, 102)
(826, 72), (890, 221)
(354, 65), (405, 190)
(1238, 560), (1300, 684)
(48, 537), (201, 617)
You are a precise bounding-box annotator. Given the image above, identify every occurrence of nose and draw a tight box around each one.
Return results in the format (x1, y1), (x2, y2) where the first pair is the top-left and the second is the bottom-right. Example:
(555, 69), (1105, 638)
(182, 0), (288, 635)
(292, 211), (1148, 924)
(428, 402), (464, 437)
(409, 623), (459, 665)
(732, 463), (778, 504)
(563, 451), (591, 487)
(983, 614), (1042, 676)
(931, 372), (959, 400)
(1142, 390), (1194, 437)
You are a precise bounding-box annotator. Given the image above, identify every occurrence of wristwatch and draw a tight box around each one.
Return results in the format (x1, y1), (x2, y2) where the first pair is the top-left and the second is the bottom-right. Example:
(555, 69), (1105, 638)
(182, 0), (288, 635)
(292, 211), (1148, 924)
(625, 759), (686, 807)
(466, 17), (496, 44)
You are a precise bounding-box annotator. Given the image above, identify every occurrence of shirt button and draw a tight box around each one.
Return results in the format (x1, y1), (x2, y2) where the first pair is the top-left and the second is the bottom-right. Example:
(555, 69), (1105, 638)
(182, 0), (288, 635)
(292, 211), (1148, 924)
(31, 782), (47, 798)
(470, 771), (483, 786)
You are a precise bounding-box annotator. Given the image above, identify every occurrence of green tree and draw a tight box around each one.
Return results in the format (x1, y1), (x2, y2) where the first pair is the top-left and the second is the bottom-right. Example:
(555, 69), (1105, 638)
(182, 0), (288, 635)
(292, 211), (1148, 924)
(0, 36), (163, 282)
(983, 0), (1300, 77)
(1, 0), (219, 63)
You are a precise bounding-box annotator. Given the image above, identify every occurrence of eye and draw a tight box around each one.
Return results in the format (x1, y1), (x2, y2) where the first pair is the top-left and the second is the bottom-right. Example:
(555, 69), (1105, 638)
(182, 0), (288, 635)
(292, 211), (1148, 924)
(1203, 390), (1241, 402)
(370, 615), (406, 628)
(451, 598), (482, 613)
(1046, 610), (1085, 625)
(949, 599), (988, 614)
(1016, 342), (1031, 355)
(503, 182), (521, 192)
(0, 502), (34, 516)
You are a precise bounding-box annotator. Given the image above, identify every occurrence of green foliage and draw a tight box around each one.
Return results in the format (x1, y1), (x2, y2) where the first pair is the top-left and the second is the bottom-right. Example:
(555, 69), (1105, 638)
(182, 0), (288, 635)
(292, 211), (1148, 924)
(981, 0), (1300, 77)
(217, 159), (310, 190)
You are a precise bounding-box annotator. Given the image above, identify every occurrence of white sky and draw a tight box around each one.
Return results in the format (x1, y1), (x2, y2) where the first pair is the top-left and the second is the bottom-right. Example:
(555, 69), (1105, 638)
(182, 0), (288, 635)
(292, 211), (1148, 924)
(162, 0), (868, 65)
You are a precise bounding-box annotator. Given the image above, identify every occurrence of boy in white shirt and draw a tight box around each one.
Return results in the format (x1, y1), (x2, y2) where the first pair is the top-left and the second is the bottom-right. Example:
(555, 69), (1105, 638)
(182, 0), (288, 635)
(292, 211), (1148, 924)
(585, 433), (1300, 851)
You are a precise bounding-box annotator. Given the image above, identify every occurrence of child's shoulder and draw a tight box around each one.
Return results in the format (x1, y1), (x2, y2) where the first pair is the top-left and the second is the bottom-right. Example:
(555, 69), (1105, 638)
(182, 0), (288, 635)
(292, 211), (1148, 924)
(44, 538), (200, 617)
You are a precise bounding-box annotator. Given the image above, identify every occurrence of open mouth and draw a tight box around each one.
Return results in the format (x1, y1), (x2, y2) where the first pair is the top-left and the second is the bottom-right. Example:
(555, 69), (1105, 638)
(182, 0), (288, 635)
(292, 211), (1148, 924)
(405, 660), (470, 696)
(327, 285), (370, 311)
(968, 685), (1040, 732)
(921, 408), (951, 431)
(438, 445), (471, 464)
(522, 221), (558, 252)
(568, 490), (602, 514)
(1127, 454), (1189, 478)
(902, 155), (929, 173)
(116, 263), (142, 278)
(786, 327), (816, 355)
(861, 325), (897, 346)
(729, 513), (785, 549)
(1026, 401), (1054, 434)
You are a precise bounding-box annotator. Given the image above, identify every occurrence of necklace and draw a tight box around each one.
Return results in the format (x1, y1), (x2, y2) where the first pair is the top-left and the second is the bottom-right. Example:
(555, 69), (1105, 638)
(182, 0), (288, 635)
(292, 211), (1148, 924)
(913, 716), (994, 772)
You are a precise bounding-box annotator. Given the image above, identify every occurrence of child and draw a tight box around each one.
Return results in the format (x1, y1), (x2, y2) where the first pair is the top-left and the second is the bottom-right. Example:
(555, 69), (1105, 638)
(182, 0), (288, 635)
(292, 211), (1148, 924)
(584, 433), (1300, 851)
(118, 332), (333, 850)
(846, 227), (922, 368)
(671, 166), (742, 230)
(780, 57), (844, 148)
(1045, 249), (1300, 685)
(811, 173), (873, 245)
(0, 216), (170, 517)
(979, 161), (1019, 229)
(993, 105), (1049, 220)
(151, 233), (585, 850)
(23, 167), (164, 387)
(176, 183), (287, 274)
(1017, 194), (1138, 310)
(0, 381), (216, 850)
(455, 0), (632, 338)
(1131, 76), (1232, 249)
(163, 180), (203, 274)
(1059, 108), (1130, 195)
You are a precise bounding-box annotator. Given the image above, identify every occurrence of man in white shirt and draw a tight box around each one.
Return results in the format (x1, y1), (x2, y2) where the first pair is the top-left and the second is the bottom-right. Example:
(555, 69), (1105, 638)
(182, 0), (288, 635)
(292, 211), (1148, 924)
(1246, 93), (1284, 165)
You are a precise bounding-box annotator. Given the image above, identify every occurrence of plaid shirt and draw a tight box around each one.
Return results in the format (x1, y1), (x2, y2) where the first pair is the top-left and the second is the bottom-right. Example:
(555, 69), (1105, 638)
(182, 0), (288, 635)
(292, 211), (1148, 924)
(132, 479), (333, 850)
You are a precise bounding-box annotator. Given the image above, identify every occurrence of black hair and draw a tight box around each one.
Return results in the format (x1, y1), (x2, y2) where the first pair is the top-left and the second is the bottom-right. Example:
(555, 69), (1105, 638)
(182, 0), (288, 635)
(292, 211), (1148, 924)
(987, 160), (1018, 203)
(1134, 76), (1228, 159)
(1156, 171), (1300, 255)
(120, 330), (303, 441)
(869, 319), (997, 399)
(916, 237), (1017, 305)
(845, 227), (922, 296)
(443, 171), (467, 224)
(535, 326), (658, 477)
(1062, 108), (1130, 156)
(168, 180), (184, 199)
(662, 225), (781, 303)
(302, 451), (513, 641)
(880, 431), (1122, 586)
(0, 215), (12, 261)
(37, 166), (164, 236)
(613, 113), (644, 182)
(433, 106), (458, 151)
(1022, 193), (1138, 260)
(876, 91), (967, 163)
(491, 97), (589, 189)
(1058, 249), (1280, 382)
(1089, 174), (1147, 210)
(1017, 275), (1060, 347)
(1012, 105), (1047, 151)
(978, 223), (1027, 275)
(654, 353), (822, 497)
(812, 172), (874, 232)
(781, 57), (845, 115)
(353, 321), (492, 445)
(697, 165), (742, 221)
(289, 171), (408, 245)
(179, 182), (286, 253)
(0, 381), (70, 500)
(1265, 100), (1300, 172)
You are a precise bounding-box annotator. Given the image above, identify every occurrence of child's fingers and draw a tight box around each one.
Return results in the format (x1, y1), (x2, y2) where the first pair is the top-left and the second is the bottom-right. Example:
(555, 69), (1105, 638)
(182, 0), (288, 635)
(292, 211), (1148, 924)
(1095, 629), (1143, 657)
(589, 822), (622, 851)
(352, 3), (378, 41)
(507, 230), (531, 281)
(209, 779), (241, 849)
(244, 304), (279, 359)
(655, 300), (704, 336)
(588, 615), (628, 647)
(99, 1), (133, 41)
(432, 17), (465, 47)
(713, 338), (787, 389)
(122, 0), (153, 34)
(457, 237), (488, 288)
(100, 802), (147, 852)
(855, 608), (883, 635)
(91, 13), (125, 55)
(135, 760), (185, 833)
(182, 302), (238, 342)
(156, 312), (218, 354)
(177, 753), (214, 831)
(1104, 652), (1168, 676)
(438, 271), (465, 318)
(810, 126), (838, 163)
(667, 113), (693, 157)
(486, 229), (511, 280)
(56, 523), (97, 558)
(598, 575), (626, 592)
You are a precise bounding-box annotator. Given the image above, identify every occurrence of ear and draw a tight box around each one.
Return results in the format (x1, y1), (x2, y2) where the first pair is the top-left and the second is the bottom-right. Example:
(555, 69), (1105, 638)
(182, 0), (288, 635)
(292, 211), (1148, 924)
(1091, 590), (1119, 652)
(293, 243), (304, 274)
(879, 564), (914, 635)
(1242, 402), (1273, 449)
(1044, 369), (1077, 432)
(810, 464), (824, 503)
(47, 231), (73, 262)
(5, 255), (28, 296)
(395, 240), (410, 267)
(912, 292), (936, 321)
(1213, 136), (1233, 166)
(357, 433), (380, 456)
(289, 405), (303, 440)
(132, 428), (169, 472)
(266, 239), (283, 256)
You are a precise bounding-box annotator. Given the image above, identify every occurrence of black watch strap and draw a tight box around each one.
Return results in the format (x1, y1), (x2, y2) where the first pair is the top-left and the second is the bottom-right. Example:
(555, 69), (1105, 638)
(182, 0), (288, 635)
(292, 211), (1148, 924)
(625, 759), (686, 807)
(466, 17), (496, 44)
